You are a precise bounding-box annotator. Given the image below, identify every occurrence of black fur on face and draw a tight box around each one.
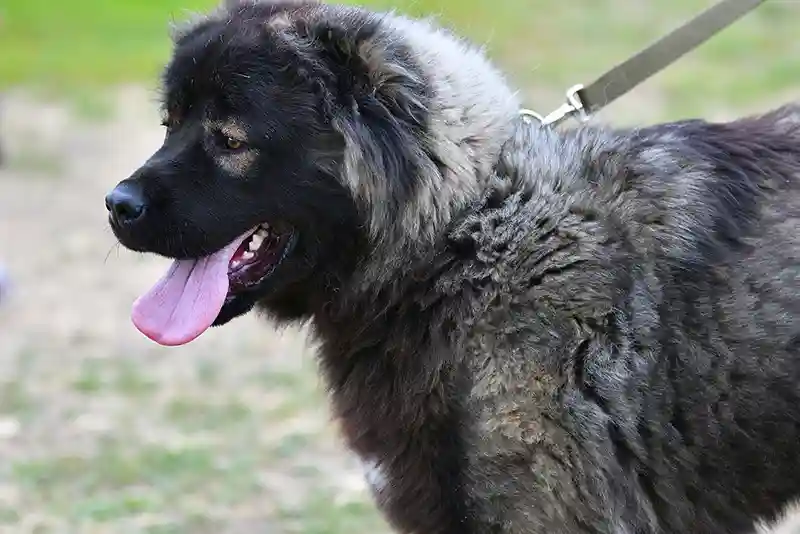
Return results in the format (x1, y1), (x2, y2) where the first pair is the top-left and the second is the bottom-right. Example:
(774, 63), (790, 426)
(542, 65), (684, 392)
(105, 0), (434, 324)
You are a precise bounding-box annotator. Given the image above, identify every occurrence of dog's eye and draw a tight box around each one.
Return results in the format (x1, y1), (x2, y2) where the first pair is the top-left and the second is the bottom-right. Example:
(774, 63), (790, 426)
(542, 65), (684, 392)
(210, 131), (248, 152)
(224, 137), (245, 150)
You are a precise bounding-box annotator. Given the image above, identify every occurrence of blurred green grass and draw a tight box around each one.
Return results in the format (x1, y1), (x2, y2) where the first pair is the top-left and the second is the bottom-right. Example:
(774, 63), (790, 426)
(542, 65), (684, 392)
(0, 0), (218, 88)
(1, 0), (797, 118)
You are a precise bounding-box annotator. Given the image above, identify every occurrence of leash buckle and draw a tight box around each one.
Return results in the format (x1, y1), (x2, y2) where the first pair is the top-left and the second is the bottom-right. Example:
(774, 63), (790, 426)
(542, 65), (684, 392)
(520, 84), (588, 127)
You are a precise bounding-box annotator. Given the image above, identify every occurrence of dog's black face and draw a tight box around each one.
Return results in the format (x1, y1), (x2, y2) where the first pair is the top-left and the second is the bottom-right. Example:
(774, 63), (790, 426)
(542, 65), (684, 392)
(105, 4), (370, 343)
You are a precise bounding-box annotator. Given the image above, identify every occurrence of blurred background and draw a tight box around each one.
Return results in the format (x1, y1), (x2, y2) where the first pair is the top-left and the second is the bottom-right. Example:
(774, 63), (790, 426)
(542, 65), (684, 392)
(0, 0), (797, 532)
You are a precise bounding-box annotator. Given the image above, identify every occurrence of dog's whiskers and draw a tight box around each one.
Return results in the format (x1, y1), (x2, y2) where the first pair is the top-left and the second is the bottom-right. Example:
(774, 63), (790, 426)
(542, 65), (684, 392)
(104, 241), (122, 264)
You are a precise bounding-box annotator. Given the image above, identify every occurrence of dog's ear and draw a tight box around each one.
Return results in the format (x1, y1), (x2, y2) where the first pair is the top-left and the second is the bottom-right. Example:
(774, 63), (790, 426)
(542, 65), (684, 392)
(299, 10), (429, 129)
(289, 7), (436, 237)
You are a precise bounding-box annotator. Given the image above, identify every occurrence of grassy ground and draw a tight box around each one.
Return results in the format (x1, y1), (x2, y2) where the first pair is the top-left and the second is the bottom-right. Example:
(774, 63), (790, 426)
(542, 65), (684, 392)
(1, 0), (797, 118)
(0, 1), (797, 533)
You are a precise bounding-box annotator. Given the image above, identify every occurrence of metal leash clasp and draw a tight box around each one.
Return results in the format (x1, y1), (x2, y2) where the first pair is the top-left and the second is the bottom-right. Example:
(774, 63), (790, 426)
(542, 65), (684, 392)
(520, 84), (589, 127)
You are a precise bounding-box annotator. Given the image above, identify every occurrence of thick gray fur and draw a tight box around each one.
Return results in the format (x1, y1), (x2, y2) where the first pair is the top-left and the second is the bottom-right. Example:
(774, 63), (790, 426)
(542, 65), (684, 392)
(441, 109), (800, 534)
(288, 7), (800, 533)
(162, 3), (800, 533)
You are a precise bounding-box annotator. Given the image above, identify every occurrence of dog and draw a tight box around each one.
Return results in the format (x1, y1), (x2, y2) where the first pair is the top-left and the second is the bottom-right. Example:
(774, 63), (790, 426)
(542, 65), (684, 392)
(105, 1), (800, 532)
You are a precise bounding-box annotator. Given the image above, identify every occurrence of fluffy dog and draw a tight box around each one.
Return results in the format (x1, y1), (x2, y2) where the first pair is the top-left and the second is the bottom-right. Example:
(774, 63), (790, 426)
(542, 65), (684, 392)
(105, 1), (800, 533)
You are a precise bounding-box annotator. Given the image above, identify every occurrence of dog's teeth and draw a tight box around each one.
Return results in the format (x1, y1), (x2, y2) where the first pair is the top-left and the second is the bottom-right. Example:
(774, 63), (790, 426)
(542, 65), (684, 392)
(249, 234), (264, 251)
(242, 251), (255, 260)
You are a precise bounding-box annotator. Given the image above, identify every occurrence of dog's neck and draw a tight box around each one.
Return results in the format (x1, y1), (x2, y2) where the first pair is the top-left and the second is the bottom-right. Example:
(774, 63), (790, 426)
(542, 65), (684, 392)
(387, 12), (521, 241)
(340, 12), (522, 296)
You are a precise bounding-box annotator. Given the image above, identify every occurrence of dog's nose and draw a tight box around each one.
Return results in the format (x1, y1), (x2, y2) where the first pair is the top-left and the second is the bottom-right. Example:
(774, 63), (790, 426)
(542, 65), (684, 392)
(105, 181), (147, 225)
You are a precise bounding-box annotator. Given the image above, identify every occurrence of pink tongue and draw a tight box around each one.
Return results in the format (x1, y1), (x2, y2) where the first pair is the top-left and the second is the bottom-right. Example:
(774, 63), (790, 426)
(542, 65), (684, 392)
(131, 230), (255, 346)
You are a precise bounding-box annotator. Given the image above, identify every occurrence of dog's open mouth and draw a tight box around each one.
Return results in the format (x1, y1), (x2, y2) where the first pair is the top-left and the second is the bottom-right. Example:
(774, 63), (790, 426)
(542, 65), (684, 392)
(228, 223), (292, 293)
(130, 223), (293, 347)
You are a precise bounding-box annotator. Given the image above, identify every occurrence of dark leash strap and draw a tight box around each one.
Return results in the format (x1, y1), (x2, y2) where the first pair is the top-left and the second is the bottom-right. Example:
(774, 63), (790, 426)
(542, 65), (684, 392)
(521, 0), (769, 126)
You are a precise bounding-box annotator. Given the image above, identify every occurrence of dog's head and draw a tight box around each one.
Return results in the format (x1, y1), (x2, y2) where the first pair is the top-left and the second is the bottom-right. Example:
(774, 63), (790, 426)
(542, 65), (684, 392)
(106, 0), (519, 346)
